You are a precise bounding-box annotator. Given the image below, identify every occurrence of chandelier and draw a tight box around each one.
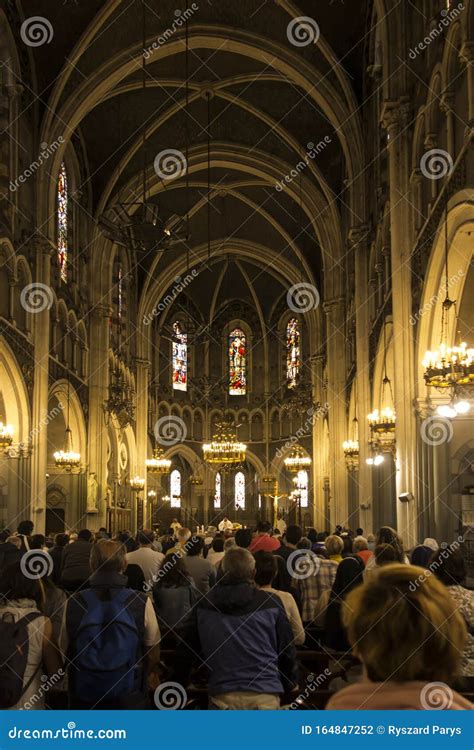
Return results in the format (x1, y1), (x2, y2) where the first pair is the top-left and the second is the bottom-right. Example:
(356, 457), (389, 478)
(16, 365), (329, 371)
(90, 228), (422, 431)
(54, 381), (81, 472)
(129, 476), (145, 492)
(203, 419), (246, 468)
(284, 445), (312, 473)
(343, 416), (359, 471)
(0, 422), (14, 450)
(422, 200), (473, 389)
(368, 322), (396, 451)
(104, 364), (135, 428)
(146, 447), (171, 475)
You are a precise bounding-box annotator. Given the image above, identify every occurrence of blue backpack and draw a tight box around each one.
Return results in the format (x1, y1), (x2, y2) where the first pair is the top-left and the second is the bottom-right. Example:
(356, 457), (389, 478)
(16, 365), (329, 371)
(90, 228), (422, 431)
(68, 587), (146, 702)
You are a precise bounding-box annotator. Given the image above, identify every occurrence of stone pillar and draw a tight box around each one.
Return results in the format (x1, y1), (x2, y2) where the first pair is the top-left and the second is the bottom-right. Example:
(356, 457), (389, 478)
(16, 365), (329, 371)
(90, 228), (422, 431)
(381, 99), (418, 548)
(30, 239), (54, 533)
(323, 297), (348, 527)
(87, 303), (111, 529)
(0, 84), (11, 230)
(460, 44), (474, 130)
(5, 84), (23, 236)
(310, 352), (326, 531)
(135, 357), (150, 511)
(349, 226), (373, 533)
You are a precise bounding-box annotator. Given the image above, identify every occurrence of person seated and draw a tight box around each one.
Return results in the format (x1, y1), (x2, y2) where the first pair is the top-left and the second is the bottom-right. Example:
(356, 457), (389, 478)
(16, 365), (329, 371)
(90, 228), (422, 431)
(152, 553), (198, 634)
(125, 529), (164, 586)
(323, 557), (365, 651)
(353, 536), (373, 566)
(365, 526), (408, 576)
(249, 521), (281, 553)
(173, 547), (298, 709)
(183, 536), (216, 596)
(235, 528), (252, 549)
(166, 527), (192, 556)
(48, 533), (69, 585)
(206, 537), (225, 568)
(327, 564), (472, 709)
(431, 547), (473, 678)
(254, 551), (305, 645)
(295, 535), (343, 624)
(410, 544), (434, 568)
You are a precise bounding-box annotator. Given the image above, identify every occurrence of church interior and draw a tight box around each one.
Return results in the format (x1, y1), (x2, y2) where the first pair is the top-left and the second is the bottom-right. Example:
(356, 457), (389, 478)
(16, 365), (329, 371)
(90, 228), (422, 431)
(0, 0), (473, 559)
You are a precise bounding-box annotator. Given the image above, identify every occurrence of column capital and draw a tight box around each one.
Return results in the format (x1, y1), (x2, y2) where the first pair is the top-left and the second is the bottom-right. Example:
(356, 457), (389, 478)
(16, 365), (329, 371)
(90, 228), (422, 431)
(348, 225), (370, 248)
(459, 42), (474, 65)
(33, 233), (55, 257)
(380, 98), (411, 132)
(323, 296), (344, 313)
(94, 303), (113, 319)
(135, 357), (151, 369)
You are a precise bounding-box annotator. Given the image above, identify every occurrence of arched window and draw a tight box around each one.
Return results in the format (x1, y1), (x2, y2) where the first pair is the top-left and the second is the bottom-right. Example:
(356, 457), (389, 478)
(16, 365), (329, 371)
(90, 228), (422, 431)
(296, 470), (308, 508)
(234, 471), (245, 509)
(172, 321), (187, 391)
(57, 161), (69, 282)
(214, 472), (221, 509)
(170, 469), (181, 508)
(286, 317), (301, 389)
(229, 328), (246, 395)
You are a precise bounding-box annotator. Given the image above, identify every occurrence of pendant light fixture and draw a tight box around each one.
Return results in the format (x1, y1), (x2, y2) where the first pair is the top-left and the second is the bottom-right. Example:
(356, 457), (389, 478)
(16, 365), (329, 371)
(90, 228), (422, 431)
(54, 379), (81, 472)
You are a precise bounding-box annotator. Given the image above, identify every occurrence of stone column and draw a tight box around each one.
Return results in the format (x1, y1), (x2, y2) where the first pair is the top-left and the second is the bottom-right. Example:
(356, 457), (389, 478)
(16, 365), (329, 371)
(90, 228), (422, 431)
(381, 99), (418, 548)
(87, 303), (111, 529)
(0, 84), (11, 230)
(30, 239), (54, 533)
(5, 84), (23, 236)
(349, 226), (373, 533)
(460, 44), (474, 130)
(310, 352), (326, 531)
(135, 357), (150, 511)
(323, 297), (348, 527)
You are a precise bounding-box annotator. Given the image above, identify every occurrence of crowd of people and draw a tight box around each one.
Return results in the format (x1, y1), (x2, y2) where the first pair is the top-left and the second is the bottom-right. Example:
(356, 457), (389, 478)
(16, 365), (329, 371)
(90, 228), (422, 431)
(0, 518), (472, 710)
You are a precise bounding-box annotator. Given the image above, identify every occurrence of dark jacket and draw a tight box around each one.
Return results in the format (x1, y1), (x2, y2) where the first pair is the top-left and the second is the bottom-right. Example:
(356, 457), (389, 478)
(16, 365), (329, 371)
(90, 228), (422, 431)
(0, 542), (22, 571)
(61, 540), (92, 585)
(174, 580), (298, 696)
(153, 584), (198, 630)
(49, 545), (65, 585)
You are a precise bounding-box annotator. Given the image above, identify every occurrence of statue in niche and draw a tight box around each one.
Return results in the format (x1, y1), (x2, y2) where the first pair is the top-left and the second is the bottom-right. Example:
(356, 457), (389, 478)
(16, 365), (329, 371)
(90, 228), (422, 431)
(87, 472), (99, 513)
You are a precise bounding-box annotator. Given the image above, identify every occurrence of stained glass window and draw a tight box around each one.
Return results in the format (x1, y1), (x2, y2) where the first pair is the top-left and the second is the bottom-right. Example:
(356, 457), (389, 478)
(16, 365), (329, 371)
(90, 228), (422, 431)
(296, 470), (308, 508)
(229, 328), (246, 395)
(118, 264), (123, 321)
(234, 471), (245, 509)
(286, 317), (301, 389)
(214, 472), (221, 509)
(170, 469), (181, 508)
(57, 162), (68, 283)
(172, 321), (187, 391)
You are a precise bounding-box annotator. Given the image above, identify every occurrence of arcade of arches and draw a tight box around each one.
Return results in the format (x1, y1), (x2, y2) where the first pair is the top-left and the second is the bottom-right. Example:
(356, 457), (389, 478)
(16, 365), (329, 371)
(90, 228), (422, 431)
(0, 0), (473, 553)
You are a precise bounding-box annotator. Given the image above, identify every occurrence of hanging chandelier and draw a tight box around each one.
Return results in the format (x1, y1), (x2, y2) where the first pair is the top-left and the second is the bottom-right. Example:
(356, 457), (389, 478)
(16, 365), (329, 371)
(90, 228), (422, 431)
(203, 419), (246, 468)
(146, 446), (171, 475)
(54, 382), (81, 472)
(284, 445), (312, 473)
(130, 476), (145, 492)
(0, 422), (14, 450)
(343, 416), (359, 471)
(190, 461), (204, 485)
(368, 321), (396, 451)
(422, 200), (473, 389)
